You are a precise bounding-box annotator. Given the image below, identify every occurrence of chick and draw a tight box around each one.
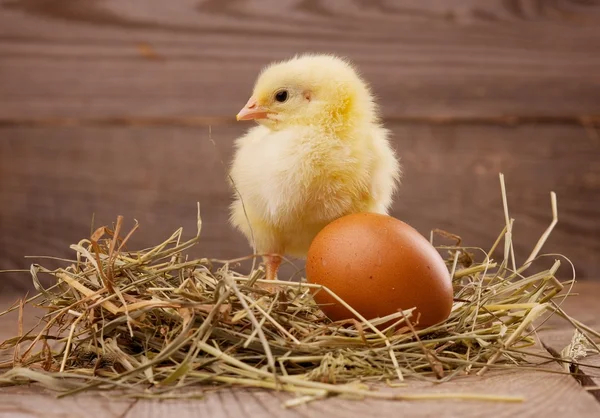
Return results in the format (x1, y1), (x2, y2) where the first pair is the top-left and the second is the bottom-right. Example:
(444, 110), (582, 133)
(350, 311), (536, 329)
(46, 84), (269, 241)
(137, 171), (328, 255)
(230, 54), (401, 281)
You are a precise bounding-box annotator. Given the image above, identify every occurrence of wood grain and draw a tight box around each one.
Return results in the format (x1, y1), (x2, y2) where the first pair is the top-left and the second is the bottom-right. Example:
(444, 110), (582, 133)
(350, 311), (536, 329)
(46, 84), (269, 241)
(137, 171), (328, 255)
(1, 122), (599, 293)
(0, 0), (599, 119)
(119, 370), (600, 418)
(0, 387), (135, 418)
(2, 370), (600, 418)
(537, 282), (600, 401)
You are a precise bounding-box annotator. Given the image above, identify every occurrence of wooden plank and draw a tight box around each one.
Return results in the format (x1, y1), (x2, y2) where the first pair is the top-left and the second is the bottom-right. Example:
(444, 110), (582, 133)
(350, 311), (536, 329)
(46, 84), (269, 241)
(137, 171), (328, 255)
(119, 369), (600, 418)
(0, 1), (600, 119)
(1, 122), (599, 294)
(0, 367), (598, 418)
(537, 282), (600, 400)
(540, 339), (600, 401)
(0, 386), (135, 418)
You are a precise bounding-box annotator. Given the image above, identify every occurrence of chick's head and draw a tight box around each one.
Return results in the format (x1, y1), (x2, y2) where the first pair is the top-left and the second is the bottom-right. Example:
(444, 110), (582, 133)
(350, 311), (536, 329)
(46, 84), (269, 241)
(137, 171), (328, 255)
(236, 54), (377, 132)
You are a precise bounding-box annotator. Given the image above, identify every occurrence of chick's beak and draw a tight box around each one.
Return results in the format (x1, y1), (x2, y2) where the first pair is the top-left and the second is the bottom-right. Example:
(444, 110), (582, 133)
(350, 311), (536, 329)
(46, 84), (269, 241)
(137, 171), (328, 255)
(236, 97), (269, 121)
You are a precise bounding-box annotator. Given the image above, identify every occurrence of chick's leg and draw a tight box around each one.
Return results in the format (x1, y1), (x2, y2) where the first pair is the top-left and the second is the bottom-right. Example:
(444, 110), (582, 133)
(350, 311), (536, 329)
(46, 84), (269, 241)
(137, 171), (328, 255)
(264, 254), (282, 281)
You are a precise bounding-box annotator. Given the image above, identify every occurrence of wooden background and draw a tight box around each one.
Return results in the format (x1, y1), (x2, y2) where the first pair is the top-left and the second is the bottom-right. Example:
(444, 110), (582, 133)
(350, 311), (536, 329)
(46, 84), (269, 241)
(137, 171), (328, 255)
(1, 0), (600, 293)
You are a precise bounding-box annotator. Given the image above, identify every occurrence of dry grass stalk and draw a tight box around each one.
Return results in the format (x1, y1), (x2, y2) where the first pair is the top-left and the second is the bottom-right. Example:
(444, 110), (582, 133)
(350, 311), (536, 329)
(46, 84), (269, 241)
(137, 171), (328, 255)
(0, 176), (598, 406)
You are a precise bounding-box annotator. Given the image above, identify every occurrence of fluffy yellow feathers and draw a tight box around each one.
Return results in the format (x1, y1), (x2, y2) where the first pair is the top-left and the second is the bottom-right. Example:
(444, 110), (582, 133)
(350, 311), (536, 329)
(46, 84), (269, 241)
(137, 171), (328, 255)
(230, 54), (401, 280)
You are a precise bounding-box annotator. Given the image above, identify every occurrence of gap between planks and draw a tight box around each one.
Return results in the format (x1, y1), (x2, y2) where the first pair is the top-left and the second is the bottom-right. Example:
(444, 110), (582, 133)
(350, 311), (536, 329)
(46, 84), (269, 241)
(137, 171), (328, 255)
(541, 343), (600, 402)
(0, 115), (599, 128)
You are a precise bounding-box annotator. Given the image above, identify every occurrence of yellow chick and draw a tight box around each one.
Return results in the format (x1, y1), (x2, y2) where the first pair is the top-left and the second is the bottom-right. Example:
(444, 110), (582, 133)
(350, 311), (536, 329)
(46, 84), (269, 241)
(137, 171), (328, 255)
(229, 54), (401, 281)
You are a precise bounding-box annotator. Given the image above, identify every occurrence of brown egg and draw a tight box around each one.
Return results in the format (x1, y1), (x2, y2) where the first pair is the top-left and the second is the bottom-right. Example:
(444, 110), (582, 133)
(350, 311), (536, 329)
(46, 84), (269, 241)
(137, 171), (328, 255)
(306, 212), (453, 328)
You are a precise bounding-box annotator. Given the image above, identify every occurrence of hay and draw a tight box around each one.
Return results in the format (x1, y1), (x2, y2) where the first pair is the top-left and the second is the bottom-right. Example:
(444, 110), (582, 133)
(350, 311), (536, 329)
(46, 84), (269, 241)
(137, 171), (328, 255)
(1, 174), (598, 406)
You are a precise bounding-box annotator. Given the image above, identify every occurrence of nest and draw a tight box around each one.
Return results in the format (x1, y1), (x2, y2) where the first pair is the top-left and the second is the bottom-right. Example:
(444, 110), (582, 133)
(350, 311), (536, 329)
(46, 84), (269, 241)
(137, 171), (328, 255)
(1, 174), (598, 406)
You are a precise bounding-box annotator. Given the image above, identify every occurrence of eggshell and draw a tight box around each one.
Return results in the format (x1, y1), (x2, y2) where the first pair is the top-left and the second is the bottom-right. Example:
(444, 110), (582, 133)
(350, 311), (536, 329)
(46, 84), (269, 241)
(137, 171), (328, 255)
(306, 212), (453, 328)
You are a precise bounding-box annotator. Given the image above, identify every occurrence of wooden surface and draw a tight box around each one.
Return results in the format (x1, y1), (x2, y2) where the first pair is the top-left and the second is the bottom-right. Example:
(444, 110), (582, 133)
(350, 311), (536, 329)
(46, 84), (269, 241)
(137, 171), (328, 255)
(1, 0), (600, 119)
(0, 370), (598, 418)
(1, 0), (600, 292)
(1, 281), (599, 418)
(2, 123), (599, 292)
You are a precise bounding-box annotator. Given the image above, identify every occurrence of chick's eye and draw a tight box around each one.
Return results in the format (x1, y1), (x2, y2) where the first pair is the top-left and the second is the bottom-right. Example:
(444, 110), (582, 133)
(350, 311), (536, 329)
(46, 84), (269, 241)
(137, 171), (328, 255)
(274, 90), (288, 103)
